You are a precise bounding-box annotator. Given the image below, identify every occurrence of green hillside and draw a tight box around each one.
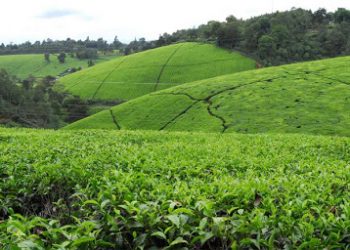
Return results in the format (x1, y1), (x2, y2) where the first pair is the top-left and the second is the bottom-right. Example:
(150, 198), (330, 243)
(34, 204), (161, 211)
(58, 42), (256, 101)
(1, 128), (349, 249)
(0, 53), (116, 79)
(66, 56), (350, 136)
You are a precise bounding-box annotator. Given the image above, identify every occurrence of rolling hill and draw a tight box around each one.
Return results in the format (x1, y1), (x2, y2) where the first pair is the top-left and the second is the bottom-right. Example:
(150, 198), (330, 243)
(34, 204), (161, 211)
(0, 53), (116, 79)
(58, 42), (256, 101)
(65, 56), (350, 136)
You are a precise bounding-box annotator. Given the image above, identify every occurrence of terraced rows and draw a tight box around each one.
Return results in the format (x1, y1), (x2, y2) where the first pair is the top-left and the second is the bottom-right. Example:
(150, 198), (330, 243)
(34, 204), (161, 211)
(65, 56), (350, 137)
(58, 42), (256, 101)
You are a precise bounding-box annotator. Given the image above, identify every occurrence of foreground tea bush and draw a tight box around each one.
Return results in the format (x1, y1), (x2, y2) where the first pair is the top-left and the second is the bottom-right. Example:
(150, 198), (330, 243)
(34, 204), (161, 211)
(0, 128), (349, 249)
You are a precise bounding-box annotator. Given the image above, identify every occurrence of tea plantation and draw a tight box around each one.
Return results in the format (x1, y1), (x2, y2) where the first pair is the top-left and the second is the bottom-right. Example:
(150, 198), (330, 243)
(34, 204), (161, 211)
(58, 42), (256, 101)
(66, 56), (350, 137)
(0, 54), (115, 79)
(0, 128), (349, 249)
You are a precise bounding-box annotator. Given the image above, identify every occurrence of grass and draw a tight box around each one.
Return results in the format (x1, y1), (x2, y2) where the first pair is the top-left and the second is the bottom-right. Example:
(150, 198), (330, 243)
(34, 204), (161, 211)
(58, 42), (256, 101)
(66, 56), (350, 137)
(0, 53), (117, 79)
(0, 127), (349, 249)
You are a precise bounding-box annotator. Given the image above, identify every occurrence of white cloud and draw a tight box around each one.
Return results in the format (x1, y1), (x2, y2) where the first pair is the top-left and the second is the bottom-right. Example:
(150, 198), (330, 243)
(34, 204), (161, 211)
(0, 0), (349, 44)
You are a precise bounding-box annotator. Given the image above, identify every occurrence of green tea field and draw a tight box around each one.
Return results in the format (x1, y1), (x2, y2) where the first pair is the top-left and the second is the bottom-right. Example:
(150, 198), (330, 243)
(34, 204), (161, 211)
(66, 56), (350, 136)
(0, 53), (116, 79)
(1, 128), (349, 249)
(58, 42), (256, 101)
(2, 2), (350, 250)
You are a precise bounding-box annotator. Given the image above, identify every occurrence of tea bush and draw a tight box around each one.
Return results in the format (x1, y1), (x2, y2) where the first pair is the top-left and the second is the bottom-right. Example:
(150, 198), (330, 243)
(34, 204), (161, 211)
(0, 128), (349, 249)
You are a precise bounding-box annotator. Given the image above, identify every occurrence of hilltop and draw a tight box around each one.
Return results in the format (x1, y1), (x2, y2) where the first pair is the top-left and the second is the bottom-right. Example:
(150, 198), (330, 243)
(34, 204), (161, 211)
(58, 42), (256, 101)
(66, 56), (350, 136)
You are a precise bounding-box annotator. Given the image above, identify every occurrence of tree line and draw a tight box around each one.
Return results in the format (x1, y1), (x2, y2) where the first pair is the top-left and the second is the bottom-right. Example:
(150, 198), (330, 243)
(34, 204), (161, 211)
(0, 36), (124, 55)
(155, 8), (350, 65)
(0, 35), (153, 59)
(2, 8), (350, 66)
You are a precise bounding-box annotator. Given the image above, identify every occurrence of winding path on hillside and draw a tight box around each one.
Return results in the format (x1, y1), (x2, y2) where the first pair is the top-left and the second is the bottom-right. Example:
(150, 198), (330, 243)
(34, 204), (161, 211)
(153, 44), (184, 91)
(149, 69), (345, 133)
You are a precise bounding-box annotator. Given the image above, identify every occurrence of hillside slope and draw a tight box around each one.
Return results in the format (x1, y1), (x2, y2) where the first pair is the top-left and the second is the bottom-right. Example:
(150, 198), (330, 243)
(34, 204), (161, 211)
(0, 53), (115, 79)
(58, 42), (256, 101)
(66, 56), (350, 136)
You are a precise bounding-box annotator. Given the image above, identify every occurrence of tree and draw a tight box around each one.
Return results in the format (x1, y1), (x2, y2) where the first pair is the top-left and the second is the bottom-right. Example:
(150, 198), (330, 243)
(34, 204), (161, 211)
(226, 15), (238, 23)
(271, 25), (289, 48)
(312, 8), (330, 25)
(258, 35), (276, 63)
(113, 36), (123, 50)
(62, 96), (88, 123)
(258, 17), (271, 34)
(346, 40), (350, 54)
(42, 75), (56, 88)
(242, 22), (261, 51)
(334, 8), (350, 23)
(156, 35), (167, 47)
(44, 53), (50, 63)
(323, 27), (347, 56)
(0, 69), (20, 106)
(155, 33), (174, 47)
(88, 60), (95, 67)
(96, 38), (108, 52)
(217, 22), (241, 49)
(57, 53), (66, 63)
(0, 68), (90, 128)
(22, 75), (35, 90)
(203, 21), (222, 39)
(124, 46), (132, 55)
(76, 48), (98, 60)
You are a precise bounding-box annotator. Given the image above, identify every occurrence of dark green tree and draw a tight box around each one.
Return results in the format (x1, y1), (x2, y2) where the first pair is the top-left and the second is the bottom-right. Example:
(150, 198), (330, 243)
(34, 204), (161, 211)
(88, 60), (95, 67)
(258, 35), (276, 64)
(44, 53), (50, 63)
(217, 22), (241, 49)
(334, 8), (350, 23)
(113, 36), (123, 50)
(57, 53), (66, 64)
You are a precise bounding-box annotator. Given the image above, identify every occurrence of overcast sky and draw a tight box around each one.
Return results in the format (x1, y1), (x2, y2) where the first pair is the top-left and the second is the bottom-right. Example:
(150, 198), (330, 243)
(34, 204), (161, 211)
(1, 0), (349, 44)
